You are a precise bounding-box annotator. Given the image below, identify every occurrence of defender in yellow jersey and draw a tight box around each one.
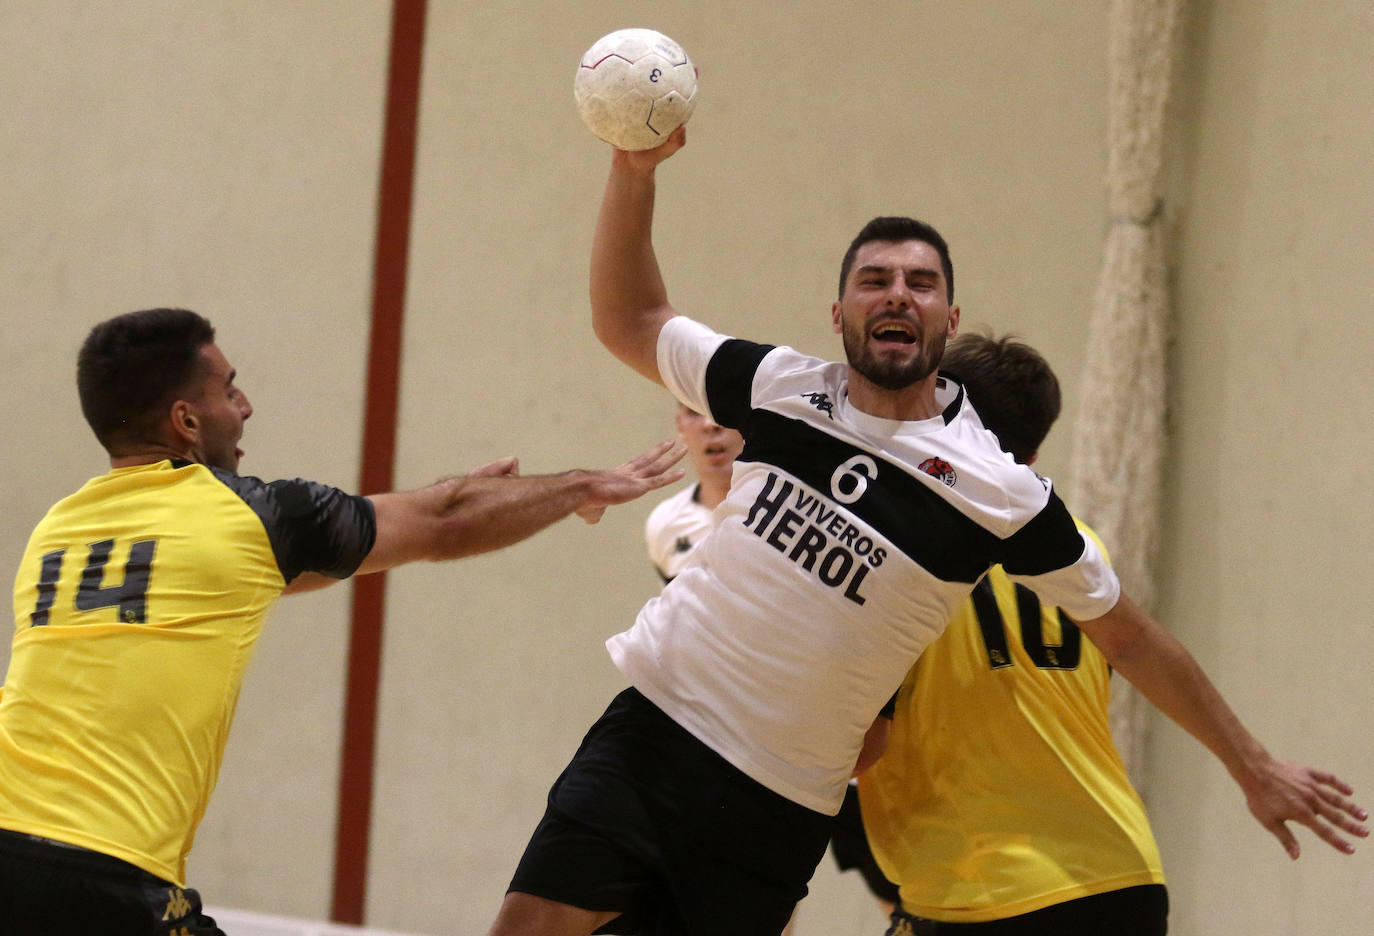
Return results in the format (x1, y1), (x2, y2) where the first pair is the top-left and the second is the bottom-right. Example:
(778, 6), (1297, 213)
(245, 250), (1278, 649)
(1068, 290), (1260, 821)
(858, 335), (1365, 935)
(861, 544), (1167, 933)
(0, 308), (686, 936)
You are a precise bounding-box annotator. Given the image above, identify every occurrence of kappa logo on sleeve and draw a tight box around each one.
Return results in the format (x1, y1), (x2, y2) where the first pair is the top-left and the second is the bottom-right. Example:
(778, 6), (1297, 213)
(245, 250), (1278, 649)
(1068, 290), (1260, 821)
(917, 457), (957, 487)
(799, 391), (835, 419)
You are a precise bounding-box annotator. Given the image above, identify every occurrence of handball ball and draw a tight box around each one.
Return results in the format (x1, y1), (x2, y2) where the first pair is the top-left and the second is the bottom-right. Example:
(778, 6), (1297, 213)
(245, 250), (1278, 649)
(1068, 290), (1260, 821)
(574, 28), (697, 151)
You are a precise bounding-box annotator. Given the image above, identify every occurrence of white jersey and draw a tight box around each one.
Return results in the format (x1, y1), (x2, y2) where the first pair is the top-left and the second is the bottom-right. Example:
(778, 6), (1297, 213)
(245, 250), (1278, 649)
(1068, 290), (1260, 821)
(607, 317), (1120, 814)
(644, 484), (716, 581)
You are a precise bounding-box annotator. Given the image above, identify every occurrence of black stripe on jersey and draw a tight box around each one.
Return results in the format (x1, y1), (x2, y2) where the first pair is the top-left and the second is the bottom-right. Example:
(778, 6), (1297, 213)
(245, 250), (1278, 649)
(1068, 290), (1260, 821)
(200, 465), (377, 583)
(740, 410), (1002, 583)
(704, 338), (776, 430)
(934, 375), (965, 425)
(998, 490), (1086, 577)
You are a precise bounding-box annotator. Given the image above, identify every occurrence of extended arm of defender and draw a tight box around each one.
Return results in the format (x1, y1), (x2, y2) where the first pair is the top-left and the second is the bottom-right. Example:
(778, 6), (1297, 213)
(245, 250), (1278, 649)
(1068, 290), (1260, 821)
(1076, 593), (1369, 858)
(282, 440), (685, 594)
(589, 126), (690, 385)
(357, 438), (684, 573)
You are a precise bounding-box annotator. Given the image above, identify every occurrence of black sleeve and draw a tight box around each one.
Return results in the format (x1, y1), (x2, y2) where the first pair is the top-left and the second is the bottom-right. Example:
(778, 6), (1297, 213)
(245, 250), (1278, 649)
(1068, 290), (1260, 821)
(996, 490), (1086, 577)
(703, 338), (775, 430)
(215, 470), (377, 583)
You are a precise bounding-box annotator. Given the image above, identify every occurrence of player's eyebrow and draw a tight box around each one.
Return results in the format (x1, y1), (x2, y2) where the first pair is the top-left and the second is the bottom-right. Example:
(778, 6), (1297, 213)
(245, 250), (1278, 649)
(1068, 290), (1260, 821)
(855, 263), (941, 281)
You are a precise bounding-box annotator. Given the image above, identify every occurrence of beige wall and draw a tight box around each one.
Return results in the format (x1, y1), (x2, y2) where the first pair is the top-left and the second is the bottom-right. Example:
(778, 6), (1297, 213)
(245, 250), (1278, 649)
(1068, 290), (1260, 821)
(1, 2), (1369, 934)
(1149, 2), (1374, 933)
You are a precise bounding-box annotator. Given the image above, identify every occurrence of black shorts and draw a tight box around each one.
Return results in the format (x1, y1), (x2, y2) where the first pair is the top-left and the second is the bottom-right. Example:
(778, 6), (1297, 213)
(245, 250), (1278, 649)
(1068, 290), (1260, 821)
(0, 827), (224, 936)
(830, 782), (899, 905)
(508, 687), (834, 936)
(885, 884), (1169, 936)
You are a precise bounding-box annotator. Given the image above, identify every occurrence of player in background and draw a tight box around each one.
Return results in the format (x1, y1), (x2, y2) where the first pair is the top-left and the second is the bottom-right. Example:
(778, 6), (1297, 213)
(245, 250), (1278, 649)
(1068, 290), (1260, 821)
(0, 308), (684, 936)
(859, 333), (1167, 934)
(487, 128), (1366, 936)
(645, 403), (743, 582)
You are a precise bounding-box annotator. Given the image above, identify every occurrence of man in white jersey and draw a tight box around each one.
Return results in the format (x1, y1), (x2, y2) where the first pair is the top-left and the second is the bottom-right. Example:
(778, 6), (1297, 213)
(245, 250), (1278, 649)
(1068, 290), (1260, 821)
(487, 128), (1367, 936)
(644, 402), (895, 933)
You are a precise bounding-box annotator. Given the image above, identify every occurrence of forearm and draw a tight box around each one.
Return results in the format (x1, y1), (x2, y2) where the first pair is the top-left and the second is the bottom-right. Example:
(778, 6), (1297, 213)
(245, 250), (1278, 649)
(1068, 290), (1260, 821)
(427, 472), (598, 559)
(358, 438), (684, 577)
(590, 156), (673, 381)
(360, 472), (593, 574)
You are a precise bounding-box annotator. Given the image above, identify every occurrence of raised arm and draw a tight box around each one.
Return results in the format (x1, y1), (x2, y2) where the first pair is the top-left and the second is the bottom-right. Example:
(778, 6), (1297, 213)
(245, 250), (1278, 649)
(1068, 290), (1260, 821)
(353, 438), (685, 575)
(590, 127), (689, 384)
(1077, 593), (1369, 858)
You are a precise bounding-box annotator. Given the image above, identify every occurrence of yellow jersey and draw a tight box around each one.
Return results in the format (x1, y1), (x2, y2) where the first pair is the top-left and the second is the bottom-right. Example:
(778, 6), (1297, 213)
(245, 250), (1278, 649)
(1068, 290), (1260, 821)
(1, 460), (373, 885)
(858, 524), (1163, 922)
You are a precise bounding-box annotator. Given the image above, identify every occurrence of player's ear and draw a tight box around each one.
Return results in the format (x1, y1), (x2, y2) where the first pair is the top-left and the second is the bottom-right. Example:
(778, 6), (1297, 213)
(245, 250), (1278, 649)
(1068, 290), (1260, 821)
(947, 304), (960, 336)
(831, 300), (843, 334)
(170, 399), (199, 443)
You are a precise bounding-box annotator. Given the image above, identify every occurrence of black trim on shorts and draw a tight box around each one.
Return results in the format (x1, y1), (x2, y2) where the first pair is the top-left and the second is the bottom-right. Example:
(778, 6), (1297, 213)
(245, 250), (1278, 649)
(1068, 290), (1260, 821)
(831, 784), (899, 905)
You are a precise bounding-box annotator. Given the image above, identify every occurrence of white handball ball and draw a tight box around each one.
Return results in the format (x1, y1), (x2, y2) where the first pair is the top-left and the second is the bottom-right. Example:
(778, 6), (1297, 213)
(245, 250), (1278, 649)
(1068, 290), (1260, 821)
(574, 28), (697, 151)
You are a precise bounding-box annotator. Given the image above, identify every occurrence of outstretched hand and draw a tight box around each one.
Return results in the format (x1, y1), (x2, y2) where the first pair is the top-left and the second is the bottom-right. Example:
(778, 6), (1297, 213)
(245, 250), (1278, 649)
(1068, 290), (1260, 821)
(576, 438), (687, 524)
(1243, 757), (1369, 858)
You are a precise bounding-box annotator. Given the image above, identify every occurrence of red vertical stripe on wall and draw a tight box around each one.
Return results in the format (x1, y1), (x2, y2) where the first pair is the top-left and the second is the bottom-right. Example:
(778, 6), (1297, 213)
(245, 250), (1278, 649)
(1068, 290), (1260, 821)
(332, 0), (427, 924)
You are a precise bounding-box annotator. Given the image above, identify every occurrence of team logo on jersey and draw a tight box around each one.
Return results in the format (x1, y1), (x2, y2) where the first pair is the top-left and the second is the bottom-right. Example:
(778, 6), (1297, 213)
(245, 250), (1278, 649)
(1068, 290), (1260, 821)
(917, 457), (957, 487)
(799, 391), (835, 419)
(674, 535), (692, 554)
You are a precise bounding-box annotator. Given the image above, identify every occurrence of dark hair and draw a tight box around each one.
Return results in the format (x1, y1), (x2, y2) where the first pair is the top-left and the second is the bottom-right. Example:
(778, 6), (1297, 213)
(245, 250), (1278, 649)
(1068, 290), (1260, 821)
(76, 308), (216, 454)
(939, 333), (1060, 464)
(838, 216), (954, 302)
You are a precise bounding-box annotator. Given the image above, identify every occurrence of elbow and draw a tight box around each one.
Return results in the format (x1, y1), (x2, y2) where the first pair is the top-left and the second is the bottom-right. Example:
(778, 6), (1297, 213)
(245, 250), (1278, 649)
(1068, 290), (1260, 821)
(1077, 597), (1158, 671)
(590, 311), (616, 349)
(591, 314), (638, 365)
(591, 306), (672, 382)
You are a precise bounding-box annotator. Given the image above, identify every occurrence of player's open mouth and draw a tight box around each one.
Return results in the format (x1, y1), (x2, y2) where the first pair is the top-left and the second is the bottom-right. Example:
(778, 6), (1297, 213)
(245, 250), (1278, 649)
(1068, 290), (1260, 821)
(871, 322), (917, 344)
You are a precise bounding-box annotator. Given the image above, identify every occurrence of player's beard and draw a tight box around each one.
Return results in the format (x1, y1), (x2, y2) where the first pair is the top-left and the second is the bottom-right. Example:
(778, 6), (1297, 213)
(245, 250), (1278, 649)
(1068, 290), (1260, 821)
(841, 316), (947, 391)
